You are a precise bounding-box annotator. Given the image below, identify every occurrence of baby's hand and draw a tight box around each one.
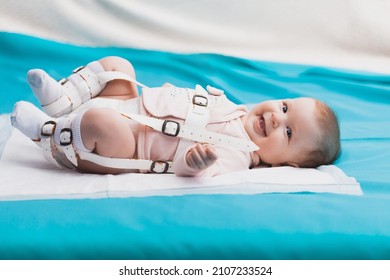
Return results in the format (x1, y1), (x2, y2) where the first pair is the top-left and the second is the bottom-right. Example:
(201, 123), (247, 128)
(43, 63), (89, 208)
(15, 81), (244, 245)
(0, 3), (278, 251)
(186, 144), (218, 170)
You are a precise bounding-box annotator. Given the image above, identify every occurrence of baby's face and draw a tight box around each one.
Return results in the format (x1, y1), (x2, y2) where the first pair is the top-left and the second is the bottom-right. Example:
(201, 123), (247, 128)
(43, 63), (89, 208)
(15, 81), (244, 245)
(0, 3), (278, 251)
(243, 97), (320, 167)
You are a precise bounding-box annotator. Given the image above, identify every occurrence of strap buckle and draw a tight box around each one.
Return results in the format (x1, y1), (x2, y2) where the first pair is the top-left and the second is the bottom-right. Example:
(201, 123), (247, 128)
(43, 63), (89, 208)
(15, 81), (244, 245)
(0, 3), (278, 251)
(60, 128), (73, 146)
(162, 120), (180, 137)
(72, 66), (85, 73)
(151, 161), (170, 173)
(58, 78), (69, 85)
(192, 94), (208, 107)
(41, 121), (57, 136)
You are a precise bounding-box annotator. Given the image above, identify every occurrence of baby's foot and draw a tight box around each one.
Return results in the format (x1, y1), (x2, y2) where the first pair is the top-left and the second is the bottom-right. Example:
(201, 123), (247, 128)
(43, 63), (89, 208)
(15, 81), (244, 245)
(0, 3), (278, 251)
(27, 69), (62, 107)
(10, 101), (51, 140)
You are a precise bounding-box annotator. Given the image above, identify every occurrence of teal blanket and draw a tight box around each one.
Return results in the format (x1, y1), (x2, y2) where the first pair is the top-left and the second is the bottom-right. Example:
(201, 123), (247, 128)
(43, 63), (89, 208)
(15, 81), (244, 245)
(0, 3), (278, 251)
(0, 32), (389, 259)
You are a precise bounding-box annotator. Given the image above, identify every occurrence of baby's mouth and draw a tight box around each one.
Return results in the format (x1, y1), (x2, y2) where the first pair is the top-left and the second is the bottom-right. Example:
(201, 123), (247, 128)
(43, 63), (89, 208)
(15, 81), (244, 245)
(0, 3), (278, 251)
(258, 116), (267, 136)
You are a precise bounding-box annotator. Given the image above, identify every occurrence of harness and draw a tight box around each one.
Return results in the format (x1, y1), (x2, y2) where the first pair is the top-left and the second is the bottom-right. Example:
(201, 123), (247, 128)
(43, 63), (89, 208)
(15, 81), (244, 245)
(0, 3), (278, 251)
(39, 67), (259, 173)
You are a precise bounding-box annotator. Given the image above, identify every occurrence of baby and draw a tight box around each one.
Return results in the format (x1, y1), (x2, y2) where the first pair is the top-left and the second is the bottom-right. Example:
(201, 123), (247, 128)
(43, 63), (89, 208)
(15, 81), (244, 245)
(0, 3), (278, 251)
(11, 56), (341, 177)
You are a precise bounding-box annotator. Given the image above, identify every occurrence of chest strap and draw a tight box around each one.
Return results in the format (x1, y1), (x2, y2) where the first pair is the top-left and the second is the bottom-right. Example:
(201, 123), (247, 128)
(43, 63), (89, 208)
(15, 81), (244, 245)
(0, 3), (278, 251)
(173, 85), (210, 161)
(121, 112), (258, 152)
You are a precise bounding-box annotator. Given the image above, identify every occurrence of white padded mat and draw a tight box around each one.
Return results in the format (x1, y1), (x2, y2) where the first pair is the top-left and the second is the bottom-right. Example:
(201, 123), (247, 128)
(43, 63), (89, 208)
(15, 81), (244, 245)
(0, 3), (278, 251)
(0, 125), (362, 201)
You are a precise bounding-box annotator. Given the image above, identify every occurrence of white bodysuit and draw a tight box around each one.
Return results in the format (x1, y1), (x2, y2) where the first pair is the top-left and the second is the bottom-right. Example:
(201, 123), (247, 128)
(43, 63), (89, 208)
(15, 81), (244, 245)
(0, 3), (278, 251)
(79, 86), (255, 177)
(138, 86), (254, 177)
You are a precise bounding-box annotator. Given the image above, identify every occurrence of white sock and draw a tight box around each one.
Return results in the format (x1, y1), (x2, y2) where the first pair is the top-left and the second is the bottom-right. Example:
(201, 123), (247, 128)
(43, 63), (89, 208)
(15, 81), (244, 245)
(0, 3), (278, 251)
(10, 101), (51, 140)
(27, 69), (63, 106)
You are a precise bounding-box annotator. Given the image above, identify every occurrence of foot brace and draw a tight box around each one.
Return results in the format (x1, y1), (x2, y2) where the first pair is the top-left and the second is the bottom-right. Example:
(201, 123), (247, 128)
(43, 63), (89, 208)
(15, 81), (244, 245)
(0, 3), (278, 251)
(41, 110), (96, 168)
(32, 62), (146, 117)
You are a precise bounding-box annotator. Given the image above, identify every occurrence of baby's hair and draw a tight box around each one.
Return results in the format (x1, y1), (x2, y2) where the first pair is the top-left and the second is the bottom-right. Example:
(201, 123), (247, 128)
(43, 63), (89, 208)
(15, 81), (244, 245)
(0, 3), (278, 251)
(300, 99), (341, 168)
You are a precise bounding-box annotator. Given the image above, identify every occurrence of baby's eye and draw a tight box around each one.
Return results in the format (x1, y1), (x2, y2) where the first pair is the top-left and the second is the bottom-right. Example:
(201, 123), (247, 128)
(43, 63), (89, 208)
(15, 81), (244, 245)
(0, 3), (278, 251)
(282, 103), (288, 113)
(286, 127), (292, 138)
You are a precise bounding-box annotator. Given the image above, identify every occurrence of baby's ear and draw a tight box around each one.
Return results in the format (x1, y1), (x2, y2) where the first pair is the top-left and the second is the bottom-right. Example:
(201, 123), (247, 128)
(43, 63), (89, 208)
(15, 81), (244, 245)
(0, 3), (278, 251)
(272, 162), (300, 168)
(287, 162), (300, 168)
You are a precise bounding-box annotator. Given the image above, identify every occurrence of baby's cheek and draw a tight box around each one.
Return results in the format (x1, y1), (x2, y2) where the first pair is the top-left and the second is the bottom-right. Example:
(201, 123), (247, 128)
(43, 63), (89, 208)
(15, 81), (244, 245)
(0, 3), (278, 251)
(265, 133), (284, 150)
(259, 136), (285, 161)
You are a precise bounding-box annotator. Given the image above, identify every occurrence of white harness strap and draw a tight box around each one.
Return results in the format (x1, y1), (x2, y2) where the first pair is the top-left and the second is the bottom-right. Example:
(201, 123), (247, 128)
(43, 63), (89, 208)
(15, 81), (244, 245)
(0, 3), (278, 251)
(173, 85), (210, 161)
(58, 114), (78, 166)
(40, 121), (63, 168)
(121, 112), (258, 152)
(78, 151), (174, 173)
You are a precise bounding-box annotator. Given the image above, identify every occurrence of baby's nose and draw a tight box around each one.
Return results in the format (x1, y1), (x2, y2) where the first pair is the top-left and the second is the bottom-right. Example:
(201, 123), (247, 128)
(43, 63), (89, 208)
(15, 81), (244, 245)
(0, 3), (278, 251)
(271, 112), (285, 128)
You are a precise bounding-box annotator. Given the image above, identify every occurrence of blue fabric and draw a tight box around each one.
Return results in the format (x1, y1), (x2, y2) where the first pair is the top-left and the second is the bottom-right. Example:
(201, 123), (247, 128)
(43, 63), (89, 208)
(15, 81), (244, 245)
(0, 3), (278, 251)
(0, 32), (389, 259)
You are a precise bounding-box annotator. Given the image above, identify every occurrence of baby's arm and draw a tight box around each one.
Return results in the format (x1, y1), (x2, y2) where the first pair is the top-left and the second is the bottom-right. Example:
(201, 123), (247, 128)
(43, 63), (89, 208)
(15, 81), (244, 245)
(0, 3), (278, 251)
(175, 143), (250, 177)
(185, 144), (218, 171)
(173, 144), (218, 177)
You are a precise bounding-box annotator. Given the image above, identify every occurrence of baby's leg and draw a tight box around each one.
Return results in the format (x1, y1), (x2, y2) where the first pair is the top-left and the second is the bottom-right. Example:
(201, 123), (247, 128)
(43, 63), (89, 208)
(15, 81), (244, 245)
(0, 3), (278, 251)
(12, 102), (136, 174)
(28, 56), (139, 117)
(76, 108), (137, 174)
(97, 56), (139, 100)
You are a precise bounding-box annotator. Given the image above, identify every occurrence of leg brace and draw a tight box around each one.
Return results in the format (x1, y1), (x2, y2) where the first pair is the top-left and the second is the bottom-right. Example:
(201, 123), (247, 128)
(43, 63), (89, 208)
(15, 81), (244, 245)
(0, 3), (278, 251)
(42, 66), (147, 117)
(39, 113), (175, 173)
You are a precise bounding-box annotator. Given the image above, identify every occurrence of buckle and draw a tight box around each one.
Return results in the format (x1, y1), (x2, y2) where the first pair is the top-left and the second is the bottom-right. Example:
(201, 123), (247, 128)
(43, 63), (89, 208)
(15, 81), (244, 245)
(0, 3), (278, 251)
(151, 161), (170, 173)
(41, 121), (56, 136)
(192, 94), (208, 107)
(60, 128), (73, 146)
(162, 120), (180, 137)
(58, 78), (69, 85)
(72, 66), (85, 73)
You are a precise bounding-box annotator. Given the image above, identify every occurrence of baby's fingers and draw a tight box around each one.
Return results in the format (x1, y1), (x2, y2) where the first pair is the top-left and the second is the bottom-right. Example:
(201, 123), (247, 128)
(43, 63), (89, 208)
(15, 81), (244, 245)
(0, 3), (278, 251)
(196, 144), (217, 168)
(186, 145), (204, 170)
(204, 145), (218, 162)
(186, 144), (217, 170)
(192, 144), (209, 169)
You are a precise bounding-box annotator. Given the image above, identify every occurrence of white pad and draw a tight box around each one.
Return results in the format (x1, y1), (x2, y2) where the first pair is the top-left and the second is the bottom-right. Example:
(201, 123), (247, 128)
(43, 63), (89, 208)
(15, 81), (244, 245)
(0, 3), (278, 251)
(0, 127), (362, 201)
